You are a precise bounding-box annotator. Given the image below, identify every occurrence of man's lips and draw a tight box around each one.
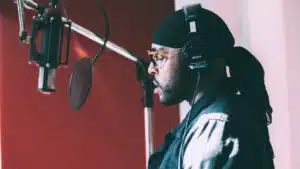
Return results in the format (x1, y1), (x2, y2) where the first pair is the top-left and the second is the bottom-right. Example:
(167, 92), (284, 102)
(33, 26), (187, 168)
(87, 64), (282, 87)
(152, 79), (163, 95)
(153, 79), (161, 88)
(154, 87), (162, 95)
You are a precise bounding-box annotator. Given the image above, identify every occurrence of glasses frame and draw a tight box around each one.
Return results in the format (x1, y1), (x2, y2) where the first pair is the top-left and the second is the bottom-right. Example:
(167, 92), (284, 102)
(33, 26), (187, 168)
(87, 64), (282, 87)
(147, 48), (181, 69)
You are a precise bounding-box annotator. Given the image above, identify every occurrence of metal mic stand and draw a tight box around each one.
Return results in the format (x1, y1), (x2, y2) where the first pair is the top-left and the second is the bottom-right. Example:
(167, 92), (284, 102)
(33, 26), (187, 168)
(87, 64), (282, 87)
(136, 59), (154, 168)
(18, 0), (154, 168)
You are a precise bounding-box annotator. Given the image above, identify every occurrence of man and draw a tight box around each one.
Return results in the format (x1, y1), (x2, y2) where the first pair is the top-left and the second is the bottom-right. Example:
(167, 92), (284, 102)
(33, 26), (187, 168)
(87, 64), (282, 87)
(147, 4), (275, 169)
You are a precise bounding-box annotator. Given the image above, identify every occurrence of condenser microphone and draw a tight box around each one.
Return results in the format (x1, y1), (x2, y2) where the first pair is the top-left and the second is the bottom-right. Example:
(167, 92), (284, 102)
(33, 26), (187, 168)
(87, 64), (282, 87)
(38, 66), (57, 93)
(29, 1), (71, 93)
(34, 11), (61, 93)
(36, 11), (60, 93)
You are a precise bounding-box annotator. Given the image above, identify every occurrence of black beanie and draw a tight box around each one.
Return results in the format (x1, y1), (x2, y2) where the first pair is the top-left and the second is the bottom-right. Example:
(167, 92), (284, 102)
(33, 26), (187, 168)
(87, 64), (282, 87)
(152, 7), (235, 49)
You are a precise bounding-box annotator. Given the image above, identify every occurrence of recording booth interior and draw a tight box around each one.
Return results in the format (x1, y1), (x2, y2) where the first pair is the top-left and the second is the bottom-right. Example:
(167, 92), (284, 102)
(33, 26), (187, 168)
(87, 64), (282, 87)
(1, 0), (300, 169)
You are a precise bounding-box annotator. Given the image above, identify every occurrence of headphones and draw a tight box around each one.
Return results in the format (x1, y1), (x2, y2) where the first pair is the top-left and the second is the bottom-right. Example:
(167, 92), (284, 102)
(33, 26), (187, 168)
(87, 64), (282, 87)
(178, 5), (217, 169)
(182, 4), (211, 72)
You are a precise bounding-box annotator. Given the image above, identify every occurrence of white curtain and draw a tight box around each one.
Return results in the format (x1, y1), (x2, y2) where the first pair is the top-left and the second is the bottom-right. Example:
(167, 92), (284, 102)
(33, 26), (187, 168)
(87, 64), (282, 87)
(175, 0), (300, 169)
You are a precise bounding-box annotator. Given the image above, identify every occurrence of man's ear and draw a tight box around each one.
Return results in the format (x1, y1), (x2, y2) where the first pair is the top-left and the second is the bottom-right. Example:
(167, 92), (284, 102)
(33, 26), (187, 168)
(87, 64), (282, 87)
(212, 58), (227, 79)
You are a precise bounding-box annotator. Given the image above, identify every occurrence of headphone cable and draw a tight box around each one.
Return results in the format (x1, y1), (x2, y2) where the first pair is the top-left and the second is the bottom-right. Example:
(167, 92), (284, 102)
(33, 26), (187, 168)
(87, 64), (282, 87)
(177, 72), (201, 169)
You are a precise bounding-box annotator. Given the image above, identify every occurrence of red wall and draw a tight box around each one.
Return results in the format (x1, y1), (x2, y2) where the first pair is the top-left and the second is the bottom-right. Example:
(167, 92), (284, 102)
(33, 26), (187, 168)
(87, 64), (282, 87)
(0, 10), (3, 166)
(0, 0), (179, 169)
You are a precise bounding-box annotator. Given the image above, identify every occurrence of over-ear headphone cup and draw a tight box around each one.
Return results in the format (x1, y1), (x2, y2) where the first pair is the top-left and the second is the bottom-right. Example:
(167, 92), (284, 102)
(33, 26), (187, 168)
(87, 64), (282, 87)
(181, 40), (210, 72)
(181, 41), (192, 65)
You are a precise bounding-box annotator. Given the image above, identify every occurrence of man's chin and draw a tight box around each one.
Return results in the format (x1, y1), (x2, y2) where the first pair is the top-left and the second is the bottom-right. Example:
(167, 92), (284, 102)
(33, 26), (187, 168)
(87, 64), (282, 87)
(159, 95), (182, 106)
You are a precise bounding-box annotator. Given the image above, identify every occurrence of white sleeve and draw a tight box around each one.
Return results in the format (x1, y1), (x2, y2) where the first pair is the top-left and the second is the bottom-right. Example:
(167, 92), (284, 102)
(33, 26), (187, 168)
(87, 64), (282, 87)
(182, 113), (239, 169)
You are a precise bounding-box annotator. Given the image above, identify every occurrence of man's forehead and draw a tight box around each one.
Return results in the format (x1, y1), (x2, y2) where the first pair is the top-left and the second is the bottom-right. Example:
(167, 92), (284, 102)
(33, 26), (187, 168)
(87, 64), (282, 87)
(151, 43), (179, 51)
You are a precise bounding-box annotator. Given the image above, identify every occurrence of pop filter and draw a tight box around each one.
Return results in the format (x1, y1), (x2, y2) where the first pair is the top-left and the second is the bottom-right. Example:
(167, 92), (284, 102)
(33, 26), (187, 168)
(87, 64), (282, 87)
(69, 57), (93, 110)
(68, 0), (109, 111)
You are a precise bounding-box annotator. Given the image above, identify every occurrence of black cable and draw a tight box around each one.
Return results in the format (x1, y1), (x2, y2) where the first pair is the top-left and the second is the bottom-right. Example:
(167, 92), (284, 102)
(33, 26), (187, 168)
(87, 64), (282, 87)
(177, 72), (201, 169)
(92, 0), (110, 64)
(60, 0), (69, 19)
(59, 0), (109, 64)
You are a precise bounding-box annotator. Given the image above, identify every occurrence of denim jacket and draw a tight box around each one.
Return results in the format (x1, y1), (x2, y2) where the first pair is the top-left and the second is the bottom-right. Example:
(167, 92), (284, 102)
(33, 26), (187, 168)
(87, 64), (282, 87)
(148, 90), (275, 169)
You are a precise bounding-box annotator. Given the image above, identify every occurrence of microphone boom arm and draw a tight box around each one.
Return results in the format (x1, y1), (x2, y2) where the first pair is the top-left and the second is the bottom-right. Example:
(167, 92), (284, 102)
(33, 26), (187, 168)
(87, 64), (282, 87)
(23, 0), (138, 63)
(64, 19), (138, 62)
(16, 0), (28, 42)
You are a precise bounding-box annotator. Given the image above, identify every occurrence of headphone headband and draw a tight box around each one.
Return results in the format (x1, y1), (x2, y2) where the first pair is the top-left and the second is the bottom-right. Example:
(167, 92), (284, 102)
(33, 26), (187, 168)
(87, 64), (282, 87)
(182, 4), (210, 70)
(183, 4), (202, 34)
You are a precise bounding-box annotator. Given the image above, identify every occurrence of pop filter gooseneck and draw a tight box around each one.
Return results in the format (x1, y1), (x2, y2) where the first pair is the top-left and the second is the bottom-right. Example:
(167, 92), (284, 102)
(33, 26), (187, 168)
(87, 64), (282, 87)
(69, 0), (110, 111)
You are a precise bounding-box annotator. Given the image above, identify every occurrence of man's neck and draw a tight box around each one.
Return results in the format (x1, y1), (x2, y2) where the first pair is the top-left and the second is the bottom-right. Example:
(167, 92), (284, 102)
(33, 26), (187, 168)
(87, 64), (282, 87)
(186, 81), (224, 106)
(187, 92), (204, 106)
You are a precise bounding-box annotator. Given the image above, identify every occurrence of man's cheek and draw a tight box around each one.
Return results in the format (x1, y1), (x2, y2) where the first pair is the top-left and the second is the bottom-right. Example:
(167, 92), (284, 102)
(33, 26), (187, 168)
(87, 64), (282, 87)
(160, 71), (172, 83)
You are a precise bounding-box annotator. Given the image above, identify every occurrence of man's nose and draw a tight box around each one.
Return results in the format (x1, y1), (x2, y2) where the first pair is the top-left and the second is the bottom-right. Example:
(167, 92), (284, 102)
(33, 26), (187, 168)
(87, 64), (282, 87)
(148, 62), (159, 76)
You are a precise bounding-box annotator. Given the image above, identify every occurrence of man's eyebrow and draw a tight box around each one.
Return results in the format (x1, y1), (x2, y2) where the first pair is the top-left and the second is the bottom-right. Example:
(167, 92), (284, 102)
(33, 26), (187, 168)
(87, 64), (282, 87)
(151, 48), (163, 51)
(151, 47), (170, 53)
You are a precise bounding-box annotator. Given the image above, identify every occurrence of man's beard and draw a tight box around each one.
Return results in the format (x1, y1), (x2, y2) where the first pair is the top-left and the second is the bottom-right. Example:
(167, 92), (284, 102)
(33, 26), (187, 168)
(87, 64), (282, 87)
(156, 70), (189, 106)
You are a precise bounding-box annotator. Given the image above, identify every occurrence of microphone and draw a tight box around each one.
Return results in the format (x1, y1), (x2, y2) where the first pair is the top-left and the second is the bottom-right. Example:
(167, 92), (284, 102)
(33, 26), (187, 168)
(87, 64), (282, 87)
(29, 1), (71, 94)
(38, 66), (57, 93)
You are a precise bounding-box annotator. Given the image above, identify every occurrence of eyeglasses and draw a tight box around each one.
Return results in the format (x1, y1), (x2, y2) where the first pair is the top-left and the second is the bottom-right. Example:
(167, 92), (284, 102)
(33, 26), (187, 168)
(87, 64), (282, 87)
(147, 49), (180, 69)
